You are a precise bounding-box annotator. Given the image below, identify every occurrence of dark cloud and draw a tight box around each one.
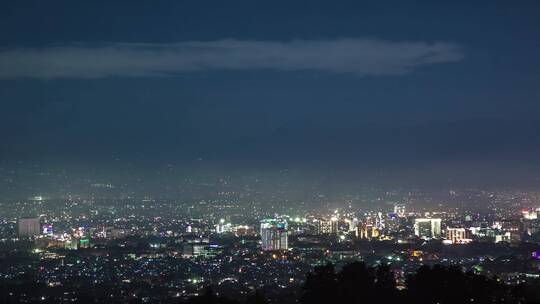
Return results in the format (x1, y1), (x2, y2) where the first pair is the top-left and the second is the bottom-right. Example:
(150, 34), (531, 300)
(0, 39), (463, 79)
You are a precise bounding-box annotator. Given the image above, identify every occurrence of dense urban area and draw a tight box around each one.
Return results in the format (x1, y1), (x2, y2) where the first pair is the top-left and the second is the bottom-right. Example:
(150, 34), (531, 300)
(3, 0), (540, 303)
(2, 178), (540, 303)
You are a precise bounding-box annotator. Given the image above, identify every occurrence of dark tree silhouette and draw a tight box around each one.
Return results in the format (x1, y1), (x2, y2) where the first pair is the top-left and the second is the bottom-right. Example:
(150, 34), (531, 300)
(300, 261), (398, 304)
(298, 262), (539, 304)
(406, 265), (514, 304)
(300, 263), (337, 304)
(4, 261), (539, 304)
(245, 289), (267, 304)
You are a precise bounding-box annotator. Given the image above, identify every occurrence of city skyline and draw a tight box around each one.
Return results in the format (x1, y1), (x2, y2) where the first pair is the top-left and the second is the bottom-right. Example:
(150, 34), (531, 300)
(2, 2), (540, 303)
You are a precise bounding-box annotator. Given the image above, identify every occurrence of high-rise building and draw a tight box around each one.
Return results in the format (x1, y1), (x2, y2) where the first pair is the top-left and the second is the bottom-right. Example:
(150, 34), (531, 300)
(375, 212), (385, 229)
(18, 217), (41, 237)
(349, 218), (359, 232)
(356, 223), (380, 240)
(414, 218), (442, 239)
(394, 204), (406, 217)
(315, 217), (338, 234)
(260, 219), (288, 251)
(446, 227), (472, 244)
(216, 219), (232, 234)
(384, 213), (401, 233)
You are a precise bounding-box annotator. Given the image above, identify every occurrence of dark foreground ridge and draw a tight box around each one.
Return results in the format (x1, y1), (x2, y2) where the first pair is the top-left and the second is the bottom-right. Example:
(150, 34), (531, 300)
(3, 262), (540, 304)
(186, 262), (540, 304)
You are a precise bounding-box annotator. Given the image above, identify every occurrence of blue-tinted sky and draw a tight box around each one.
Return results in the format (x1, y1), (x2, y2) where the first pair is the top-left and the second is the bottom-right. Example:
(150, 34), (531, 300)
(1, 0), (540, 185)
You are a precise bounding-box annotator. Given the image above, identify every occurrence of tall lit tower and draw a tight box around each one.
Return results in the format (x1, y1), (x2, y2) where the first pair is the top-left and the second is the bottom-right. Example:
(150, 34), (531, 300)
(18, 217), (41, 237)
(394, 204), (406, 217)
(316, 217), (338, 234)
(260, 219), (288, 251)
(414, 218), (442, 239)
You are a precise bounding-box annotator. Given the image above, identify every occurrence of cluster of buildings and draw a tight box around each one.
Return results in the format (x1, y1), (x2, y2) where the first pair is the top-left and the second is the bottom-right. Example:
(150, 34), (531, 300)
(14, 203), (540, 255)
(2, 191), (540, 303)
(255, 204), (540, 253)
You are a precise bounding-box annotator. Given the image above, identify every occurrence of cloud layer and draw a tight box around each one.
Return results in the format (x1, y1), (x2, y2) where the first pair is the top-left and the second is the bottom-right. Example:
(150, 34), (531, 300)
(0, 39), (463, 79)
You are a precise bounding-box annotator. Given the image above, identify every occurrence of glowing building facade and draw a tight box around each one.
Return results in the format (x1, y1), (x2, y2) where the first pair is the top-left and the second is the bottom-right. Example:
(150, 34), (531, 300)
(446, 227), (472, 244)
(18, 217), (41, 237)
(315, 217), (338, 235)
(414, 218), (442, 239)
(260, 219), (288, 251)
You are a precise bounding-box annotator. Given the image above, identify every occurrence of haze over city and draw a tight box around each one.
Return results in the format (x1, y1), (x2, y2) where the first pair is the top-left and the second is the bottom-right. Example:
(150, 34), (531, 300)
(2, 1), (540, 194)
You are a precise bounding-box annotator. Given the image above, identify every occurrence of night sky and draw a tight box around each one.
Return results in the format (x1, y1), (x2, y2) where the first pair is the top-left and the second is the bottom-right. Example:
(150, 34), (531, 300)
(1, 1), (540, 189)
